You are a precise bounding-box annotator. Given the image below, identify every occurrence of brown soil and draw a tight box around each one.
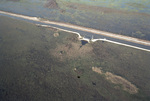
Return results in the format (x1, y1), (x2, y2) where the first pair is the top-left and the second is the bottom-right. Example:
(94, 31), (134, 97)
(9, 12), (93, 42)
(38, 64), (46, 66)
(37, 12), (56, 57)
(50, 42), (93, 60)
(92, 67), (138, 94)
(53, 32), (59, 37)
(105, 72), (138, 94)
(92, 67), (103, 74)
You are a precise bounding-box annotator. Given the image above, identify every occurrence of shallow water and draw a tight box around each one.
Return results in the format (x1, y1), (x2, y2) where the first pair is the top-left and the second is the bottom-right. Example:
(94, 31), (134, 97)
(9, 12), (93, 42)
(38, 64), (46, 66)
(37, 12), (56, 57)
(61, 0), (150, 13)
(0, 0), (150, 40)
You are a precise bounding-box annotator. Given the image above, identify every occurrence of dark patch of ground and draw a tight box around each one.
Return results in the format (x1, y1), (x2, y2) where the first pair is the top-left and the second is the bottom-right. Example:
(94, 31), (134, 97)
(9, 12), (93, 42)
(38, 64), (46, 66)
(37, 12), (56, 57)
(45, 0), (59, 9)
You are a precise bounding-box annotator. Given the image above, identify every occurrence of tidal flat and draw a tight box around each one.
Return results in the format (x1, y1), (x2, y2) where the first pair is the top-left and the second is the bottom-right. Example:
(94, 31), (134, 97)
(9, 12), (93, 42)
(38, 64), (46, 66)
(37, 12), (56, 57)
(0, 16), (150, 101)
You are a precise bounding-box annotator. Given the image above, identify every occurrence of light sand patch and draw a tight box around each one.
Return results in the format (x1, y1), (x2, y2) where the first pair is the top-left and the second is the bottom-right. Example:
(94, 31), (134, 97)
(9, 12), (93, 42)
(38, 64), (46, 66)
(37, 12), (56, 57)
(50, 42), (93, 60)
(105, 72), (138, 94)
(92, 67), (103, 74)
(92, 67), (138, 94)
(53, 32), (59, 37)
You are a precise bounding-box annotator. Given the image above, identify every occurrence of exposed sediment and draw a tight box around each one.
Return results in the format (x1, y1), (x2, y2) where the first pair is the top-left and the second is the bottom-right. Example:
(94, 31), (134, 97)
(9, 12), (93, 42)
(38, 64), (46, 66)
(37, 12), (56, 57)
(92, 67), (138, 94)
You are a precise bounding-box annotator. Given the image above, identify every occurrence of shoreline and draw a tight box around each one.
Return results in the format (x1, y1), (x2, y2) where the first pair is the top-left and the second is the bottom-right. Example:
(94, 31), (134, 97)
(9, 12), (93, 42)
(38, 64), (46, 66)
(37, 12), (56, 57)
(0, 11), (150, 52)
(0, 10), (150, 46)
(36, 24), (150, 52)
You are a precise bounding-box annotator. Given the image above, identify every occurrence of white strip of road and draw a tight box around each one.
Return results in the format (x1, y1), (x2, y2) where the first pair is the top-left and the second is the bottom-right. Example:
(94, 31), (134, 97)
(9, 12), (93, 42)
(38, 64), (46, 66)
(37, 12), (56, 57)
(0, 10), (150, 46)
(0, 10), (150, 52)
(37, 24), (150, 52)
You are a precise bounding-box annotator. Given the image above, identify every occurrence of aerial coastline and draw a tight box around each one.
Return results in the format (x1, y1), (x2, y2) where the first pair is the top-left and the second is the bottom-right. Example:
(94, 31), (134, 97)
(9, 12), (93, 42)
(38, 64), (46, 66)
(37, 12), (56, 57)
(1, 1), (150, 101)
(0, 10), (150, 47)
(1, 10), (150, 53)
(1, 15), (150, 101)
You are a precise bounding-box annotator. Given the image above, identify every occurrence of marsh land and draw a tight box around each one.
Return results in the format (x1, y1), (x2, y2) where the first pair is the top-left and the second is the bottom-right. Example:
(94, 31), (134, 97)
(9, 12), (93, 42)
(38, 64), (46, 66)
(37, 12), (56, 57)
(0, 16), (150, 101)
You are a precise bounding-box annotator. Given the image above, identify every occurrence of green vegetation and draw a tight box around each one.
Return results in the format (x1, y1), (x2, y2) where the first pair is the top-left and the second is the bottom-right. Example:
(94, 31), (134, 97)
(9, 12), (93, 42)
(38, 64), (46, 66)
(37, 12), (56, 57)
(58, 0), (150, 11)
(0, 16), (150, 101)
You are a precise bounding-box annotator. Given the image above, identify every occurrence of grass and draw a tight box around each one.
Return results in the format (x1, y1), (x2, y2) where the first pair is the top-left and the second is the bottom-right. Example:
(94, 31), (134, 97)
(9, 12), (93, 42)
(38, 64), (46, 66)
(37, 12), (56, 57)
(0, 16), (150, 101)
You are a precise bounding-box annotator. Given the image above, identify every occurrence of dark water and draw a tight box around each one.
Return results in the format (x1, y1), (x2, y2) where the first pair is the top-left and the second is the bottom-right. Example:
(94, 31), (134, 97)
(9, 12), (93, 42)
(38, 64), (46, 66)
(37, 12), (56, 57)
(81, 40), (88, 45)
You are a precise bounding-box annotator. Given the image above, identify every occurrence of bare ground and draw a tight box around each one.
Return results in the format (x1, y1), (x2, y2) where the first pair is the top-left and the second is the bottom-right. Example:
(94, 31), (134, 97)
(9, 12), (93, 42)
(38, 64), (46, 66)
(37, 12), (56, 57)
(92, 67), (138, 94)
(50, 42), (93, 60)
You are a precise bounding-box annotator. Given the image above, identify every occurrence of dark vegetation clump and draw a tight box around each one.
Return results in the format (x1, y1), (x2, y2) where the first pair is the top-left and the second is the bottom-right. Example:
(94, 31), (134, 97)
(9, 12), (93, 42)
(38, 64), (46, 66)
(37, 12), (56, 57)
(45, 0), (59, 9)
(92, 82), (96, 86)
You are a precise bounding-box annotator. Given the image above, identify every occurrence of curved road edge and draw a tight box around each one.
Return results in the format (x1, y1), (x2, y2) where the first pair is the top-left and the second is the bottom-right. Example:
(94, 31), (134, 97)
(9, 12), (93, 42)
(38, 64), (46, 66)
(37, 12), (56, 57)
(36, 24), (150, 52)
(0, 10), (150, 52)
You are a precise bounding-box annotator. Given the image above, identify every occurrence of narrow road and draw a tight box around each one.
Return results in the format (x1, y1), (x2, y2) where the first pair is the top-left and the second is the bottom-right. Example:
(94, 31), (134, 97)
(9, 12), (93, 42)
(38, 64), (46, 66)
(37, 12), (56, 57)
(0, 10), (150, 52)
